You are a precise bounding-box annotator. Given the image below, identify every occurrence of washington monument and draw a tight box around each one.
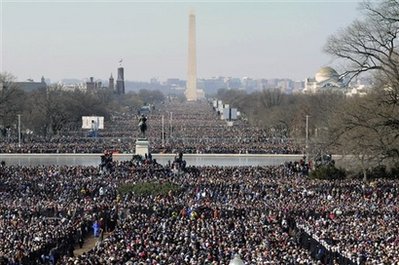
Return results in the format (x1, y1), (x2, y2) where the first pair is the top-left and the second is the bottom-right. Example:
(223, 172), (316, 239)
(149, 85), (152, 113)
(185, 10), (198, 101)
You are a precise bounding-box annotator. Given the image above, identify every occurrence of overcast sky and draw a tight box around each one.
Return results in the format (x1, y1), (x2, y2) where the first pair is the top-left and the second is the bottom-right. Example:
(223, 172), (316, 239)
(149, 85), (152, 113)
(1, 0), (362, 82)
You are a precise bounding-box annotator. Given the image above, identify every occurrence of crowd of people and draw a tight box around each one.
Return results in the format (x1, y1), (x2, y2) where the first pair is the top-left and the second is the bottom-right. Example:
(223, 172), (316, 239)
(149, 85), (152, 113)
(0, 100), (302, 154)
(1, 156), (398, 264)
(0, 99), (396, 264)
(0, 162), (128, 265)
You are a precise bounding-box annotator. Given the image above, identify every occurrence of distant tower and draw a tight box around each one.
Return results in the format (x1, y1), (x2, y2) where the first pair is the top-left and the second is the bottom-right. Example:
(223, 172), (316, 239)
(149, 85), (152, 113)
(41, 76), (46, 83)
(109, 73), (115, 91)
(86, 77), (95, 92)
(185, 10), (198, 101)
(116, 67), (125, 94)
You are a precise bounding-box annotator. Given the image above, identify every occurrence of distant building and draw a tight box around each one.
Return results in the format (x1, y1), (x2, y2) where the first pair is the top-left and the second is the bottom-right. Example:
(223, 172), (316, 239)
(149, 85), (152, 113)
(116, 67), (125, 95)
(304, 67), (345, 93)
(13, 76), (47, 92)
(86, 77), (102, 92)
(58, 82), (86, 91)
(292, 80), (305, 93)
(198, 77), (226, 94)
(57, 79), (85, 91)
(109, 73), (114, 91)
(166, 78), (186, 89)
(225, 77), (241, 90)
(276, 79), (293, 93)
(150, 77), (160, 85)
(346, 84), (368, 97)
(258, 78), (300, 93)
(346, 78), (372, 97)
(266, 79), (280, 89)
(241, 77), (257, 92)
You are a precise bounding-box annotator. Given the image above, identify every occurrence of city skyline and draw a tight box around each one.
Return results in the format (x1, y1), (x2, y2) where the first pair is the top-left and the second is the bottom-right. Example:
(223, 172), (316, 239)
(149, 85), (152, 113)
(2, 0), (362, 82)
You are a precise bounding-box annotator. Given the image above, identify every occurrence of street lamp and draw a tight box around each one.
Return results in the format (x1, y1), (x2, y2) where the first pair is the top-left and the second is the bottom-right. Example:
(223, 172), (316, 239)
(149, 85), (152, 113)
(305, 115), (309, 150)
(305, 115), (310, 162)
(17, 114), (21, 148)
(169, 112), (173, 138)
(161, 115), (165, 146)
(229, 255), (244, 265)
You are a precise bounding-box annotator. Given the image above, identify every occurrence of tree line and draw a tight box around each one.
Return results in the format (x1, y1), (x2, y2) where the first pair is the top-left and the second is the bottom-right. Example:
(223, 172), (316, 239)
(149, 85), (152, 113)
(218, 0), (399, 178)
(0, 73), (165, 138)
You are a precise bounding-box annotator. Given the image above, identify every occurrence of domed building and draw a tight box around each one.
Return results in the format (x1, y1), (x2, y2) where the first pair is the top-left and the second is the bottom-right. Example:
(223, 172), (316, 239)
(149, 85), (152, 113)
(315, 67), (340, 83)
(304, 67), (345, 93)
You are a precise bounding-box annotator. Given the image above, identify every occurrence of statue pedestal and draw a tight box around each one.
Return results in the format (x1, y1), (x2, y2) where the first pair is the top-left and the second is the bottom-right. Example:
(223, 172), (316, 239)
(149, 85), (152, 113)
(135, 138), (150, 157)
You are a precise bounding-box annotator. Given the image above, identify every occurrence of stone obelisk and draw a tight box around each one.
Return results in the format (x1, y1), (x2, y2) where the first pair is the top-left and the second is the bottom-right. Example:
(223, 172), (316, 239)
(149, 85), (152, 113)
(185, 10), (197, 101)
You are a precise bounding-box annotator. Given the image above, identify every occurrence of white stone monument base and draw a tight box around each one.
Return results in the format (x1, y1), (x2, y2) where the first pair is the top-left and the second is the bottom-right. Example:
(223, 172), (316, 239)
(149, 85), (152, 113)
(135, 139), (150, 157)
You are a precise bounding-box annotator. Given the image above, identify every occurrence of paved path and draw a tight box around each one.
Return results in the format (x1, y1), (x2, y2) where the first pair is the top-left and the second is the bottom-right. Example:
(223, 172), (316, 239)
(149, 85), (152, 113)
(73, 232), (110, 256)
(73, 235), (99, 256)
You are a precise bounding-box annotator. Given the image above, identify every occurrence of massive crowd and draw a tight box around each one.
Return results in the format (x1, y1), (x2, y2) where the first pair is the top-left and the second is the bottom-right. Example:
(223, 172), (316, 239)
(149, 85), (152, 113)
(0, 100), (301, 154)
(0, 99), (396, 264)
(1, 157), (398, 265)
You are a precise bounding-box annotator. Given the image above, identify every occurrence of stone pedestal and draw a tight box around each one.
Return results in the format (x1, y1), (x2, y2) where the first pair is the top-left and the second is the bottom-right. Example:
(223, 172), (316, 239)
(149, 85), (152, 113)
(135, 139), (149, 157)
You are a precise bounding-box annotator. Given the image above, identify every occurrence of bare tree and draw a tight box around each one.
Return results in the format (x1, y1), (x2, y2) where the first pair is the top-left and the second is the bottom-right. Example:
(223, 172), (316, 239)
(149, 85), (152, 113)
(259, 88), (284, 109)
(323, 0), (399, 177)
(0, 73), (26, 133)
(324, 0), (399, 89)
(327, 95), (397, 179)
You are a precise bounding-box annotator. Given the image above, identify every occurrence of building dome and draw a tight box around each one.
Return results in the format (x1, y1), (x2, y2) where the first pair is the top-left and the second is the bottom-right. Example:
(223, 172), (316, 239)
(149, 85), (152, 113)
(315, 67), (339, 83)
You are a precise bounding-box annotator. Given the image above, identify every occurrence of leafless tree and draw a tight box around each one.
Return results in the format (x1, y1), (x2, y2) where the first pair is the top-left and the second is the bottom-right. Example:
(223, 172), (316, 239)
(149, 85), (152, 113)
(0, 73), (26, 132)
(323, 0), (399, 178)
(324, 0), (399, 89)
(327, 95), (397, 179)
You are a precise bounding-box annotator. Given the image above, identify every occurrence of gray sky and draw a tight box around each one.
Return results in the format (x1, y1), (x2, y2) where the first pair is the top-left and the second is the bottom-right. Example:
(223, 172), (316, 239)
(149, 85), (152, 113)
(1, 0), (362, 82)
